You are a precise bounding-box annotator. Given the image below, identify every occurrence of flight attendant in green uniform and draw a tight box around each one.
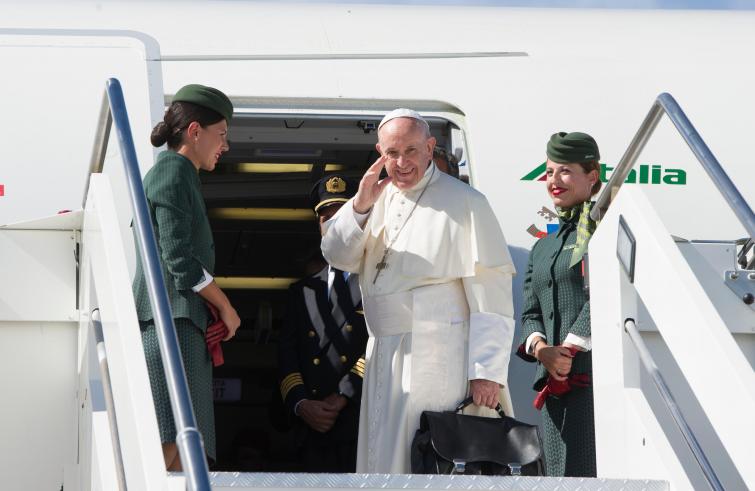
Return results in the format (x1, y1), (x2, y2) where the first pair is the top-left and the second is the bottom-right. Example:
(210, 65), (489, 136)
(516, 132), (602, 477)
(133, 84), (241, 471)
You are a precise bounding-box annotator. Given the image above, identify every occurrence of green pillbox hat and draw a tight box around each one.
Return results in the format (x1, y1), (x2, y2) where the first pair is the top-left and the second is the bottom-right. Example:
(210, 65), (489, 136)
(546, 131), (600, 163)
(172, 84), (233, 122)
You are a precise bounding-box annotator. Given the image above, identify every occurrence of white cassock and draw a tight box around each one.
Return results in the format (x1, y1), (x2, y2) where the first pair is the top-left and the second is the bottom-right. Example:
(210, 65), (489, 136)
(321, 163), (516, 474)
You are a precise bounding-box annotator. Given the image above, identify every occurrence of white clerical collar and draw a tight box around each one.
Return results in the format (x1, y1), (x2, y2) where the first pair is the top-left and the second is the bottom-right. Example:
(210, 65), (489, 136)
(395, 161), (437, 195)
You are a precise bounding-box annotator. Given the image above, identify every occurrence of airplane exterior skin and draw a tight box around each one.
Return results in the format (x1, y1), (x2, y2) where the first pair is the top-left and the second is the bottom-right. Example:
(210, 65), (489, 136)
(0, 3), (753, 490)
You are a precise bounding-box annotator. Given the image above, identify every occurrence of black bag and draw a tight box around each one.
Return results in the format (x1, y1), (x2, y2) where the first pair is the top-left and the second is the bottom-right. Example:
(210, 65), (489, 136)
(410, 397), (545, 476)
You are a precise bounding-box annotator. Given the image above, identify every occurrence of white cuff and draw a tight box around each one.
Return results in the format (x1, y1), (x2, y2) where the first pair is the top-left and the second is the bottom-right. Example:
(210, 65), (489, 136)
(564, 333), (592, 351)
(525, 332), (546, 355)
(294, 399), (307, 416)
(191, 267), (213, 292)
(353, 207), (371, 229)
(468, 312), (514, 386)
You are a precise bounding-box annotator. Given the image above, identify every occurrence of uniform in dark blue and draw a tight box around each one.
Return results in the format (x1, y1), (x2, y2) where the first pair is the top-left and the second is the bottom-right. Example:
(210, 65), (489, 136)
(277, 266), (368, 472)
(516, 210), (596, 477)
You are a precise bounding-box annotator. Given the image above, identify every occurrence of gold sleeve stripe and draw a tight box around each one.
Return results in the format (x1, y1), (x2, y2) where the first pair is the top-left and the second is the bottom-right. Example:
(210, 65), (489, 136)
(281, 378), (304, 400)
(281, 376), (303, 395)
(281, 374), (304, 393)
(350, 358), (366, 377)
(280, 373), (304, 400)
(281, 372), (303, 387)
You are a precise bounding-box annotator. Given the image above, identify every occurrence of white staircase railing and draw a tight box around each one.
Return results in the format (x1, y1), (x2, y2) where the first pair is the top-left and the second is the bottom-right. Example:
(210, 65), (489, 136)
(590, 185), (755, 490)
(80, 173), (180, 490)
(589, 92), (754, 490)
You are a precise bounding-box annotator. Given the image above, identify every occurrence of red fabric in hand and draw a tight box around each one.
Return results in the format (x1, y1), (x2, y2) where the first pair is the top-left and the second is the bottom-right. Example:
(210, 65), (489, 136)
(533, 347), (590, 410)
(205, 302), (229, 367)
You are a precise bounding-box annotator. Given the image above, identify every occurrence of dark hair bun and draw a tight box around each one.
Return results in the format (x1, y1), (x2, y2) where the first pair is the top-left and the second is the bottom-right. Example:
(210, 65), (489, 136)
(150, 121), (173, 147)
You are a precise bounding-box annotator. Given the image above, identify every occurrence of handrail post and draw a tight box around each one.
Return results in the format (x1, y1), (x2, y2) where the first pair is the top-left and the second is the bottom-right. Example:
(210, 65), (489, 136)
(105, 78), (211, 491)
(591, 92), (755, 241)
(91, 309), (128, 491)
(623, 319), (724, 491)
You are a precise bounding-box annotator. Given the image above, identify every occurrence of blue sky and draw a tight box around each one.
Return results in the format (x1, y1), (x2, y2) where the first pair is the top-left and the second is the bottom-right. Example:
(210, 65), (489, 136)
(260, 0), (755, 8)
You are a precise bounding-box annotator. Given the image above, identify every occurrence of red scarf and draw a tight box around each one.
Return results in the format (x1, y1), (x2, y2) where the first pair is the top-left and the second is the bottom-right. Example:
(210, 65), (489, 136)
(533, 347), (591, 410)
(205, 303), (229, 367)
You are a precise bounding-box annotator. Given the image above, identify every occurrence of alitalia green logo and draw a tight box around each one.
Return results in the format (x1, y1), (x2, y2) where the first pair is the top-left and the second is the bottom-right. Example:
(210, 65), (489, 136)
(521, 163), (687, 185)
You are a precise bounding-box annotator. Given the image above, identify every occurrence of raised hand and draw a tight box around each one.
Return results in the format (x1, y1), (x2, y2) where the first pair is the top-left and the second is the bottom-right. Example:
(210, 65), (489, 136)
(353, 155), (392, 214)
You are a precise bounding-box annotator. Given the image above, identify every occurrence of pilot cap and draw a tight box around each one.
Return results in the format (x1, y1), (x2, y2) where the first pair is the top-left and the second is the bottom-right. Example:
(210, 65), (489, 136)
(378, 108), (430, 132)
(172, 84), (234, 122)
(310, 174), (356, 213)
(546, 132), (600, 163)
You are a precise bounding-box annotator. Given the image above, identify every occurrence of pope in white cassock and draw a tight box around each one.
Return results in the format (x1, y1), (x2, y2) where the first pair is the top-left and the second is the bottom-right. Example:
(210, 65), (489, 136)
(321, 109), (516, 474)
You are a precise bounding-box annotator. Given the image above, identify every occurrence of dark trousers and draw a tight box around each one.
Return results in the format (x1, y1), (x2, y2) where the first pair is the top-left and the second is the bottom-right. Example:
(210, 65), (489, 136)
(300, 434), (357, 473)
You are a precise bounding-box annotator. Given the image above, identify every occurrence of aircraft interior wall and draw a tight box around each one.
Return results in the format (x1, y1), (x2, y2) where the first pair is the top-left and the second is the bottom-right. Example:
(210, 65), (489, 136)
(201, 112), (459, 470)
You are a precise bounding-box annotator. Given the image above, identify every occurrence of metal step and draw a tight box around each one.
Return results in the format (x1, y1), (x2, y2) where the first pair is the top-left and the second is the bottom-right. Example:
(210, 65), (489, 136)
(205, 472), (668, 491)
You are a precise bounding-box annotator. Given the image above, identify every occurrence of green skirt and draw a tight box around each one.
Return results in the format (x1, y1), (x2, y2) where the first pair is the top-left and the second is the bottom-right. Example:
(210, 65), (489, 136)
(141, 318), (216, 461)
(541, 385), (596, 477)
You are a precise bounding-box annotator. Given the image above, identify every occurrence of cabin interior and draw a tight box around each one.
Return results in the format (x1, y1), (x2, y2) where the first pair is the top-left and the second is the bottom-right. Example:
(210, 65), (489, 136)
(200, 112), (466, 471)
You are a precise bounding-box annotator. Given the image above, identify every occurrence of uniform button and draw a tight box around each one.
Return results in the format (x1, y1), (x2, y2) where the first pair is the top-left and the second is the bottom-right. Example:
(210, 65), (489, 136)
(308, 330), (316, 338)
(548, 312), (554, 320)
(312, 389), (317, 395)
(340, 355), (348, 363)
(547, 280), (553, 288)
(313, 358), (320, 366)
(345, 324), (353, 332)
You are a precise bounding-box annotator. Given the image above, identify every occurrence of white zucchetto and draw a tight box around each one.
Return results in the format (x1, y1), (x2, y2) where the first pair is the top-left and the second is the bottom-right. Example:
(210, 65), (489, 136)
(378, 108), (429, 131)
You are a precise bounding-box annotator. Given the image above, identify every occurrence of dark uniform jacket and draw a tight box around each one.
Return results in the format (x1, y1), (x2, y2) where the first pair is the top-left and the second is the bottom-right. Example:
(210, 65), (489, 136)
(516, 214), (592, 389)
(132, 151), (215, 331)
(278, 266), (368, 442)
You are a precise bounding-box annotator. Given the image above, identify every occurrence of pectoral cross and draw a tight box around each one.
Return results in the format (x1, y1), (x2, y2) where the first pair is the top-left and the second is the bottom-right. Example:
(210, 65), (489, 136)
(373, 250), (390, 284)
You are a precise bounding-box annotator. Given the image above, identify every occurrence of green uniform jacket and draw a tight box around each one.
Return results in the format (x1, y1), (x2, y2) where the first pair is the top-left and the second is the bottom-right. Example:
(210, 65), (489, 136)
(516, 215), (592, 388)
(132, 150), (215, 331)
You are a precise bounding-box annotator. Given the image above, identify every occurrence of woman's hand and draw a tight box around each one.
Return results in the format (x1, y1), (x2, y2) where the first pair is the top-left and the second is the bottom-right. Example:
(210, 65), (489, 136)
(197, 281), (241, 340)
(353, 155), (392, 214)
(219, 305), (241, 341)
(534, 343), (574, 381)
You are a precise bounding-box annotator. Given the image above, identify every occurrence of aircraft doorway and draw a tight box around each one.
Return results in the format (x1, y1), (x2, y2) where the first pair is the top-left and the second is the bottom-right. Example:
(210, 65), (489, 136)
(201, 109), (467, 471)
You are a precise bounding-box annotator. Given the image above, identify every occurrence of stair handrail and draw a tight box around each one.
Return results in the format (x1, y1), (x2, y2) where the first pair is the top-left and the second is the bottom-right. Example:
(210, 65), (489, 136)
(103, 78), (211, 491)
(591, 92), (755, 241)
(90, 309), (128, 491)
(623, 319), (724, 491)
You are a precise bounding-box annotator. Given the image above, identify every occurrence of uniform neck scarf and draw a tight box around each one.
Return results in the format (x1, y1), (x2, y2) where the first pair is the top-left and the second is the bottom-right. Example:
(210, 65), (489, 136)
(558, 200), (598, 268)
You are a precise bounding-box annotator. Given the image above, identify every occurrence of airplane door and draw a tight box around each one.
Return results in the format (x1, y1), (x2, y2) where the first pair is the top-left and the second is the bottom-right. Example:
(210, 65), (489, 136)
(0, 29), (164, 273)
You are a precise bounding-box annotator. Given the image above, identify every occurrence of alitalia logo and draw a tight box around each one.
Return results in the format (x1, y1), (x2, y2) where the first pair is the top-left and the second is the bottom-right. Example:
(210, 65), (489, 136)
(521, 162), (687, 185)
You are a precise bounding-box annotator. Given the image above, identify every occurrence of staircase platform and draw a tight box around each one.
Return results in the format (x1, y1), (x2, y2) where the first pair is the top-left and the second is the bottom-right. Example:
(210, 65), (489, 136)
(202, 472), (668, 491)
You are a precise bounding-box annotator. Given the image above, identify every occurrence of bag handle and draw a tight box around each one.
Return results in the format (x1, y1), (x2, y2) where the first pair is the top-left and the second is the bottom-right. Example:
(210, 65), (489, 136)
(455, 396), (507, 418)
